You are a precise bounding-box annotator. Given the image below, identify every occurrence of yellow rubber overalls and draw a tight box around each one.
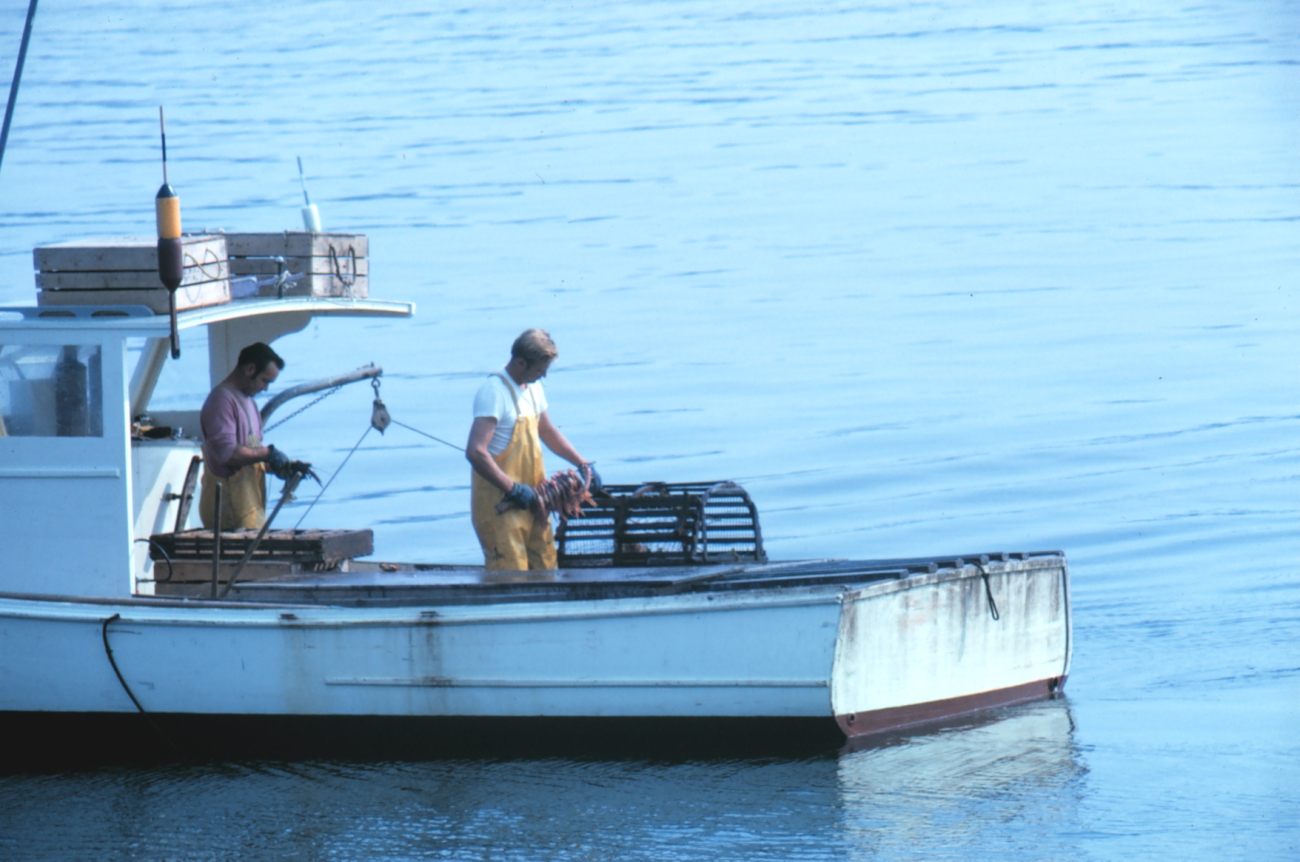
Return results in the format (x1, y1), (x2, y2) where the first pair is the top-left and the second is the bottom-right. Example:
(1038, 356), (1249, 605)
(470, 373), (557, 571)
(198, 444), (267, 530)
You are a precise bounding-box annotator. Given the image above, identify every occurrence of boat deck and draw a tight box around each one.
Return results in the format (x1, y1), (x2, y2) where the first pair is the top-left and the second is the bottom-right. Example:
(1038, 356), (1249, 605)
(148, 551), (1064, 606)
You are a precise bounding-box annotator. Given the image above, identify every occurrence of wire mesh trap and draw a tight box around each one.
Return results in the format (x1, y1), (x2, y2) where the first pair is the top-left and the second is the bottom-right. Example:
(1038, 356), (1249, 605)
(556, 481), (766, 567)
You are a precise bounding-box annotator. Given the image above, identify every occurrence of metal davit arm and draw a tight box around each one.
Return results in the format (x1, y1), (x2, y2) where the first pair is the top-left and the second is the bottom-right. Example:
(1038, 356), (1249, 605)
(261, 363), (382, 425)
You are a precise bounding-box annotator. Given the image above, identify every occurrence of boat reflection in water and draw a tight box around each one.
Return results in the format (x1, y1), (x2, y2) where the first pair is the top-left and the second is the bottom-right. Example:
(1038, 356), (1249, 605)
(837, 698), (1083, 858)
(0, 698), (1082, 859)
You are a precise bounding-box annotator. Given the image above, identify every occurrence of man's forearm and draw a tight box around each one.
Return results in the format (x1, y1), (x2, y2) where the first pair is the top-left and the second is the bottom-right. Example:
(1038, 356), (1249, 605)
(225, 444), (270, 470)
(467, 448), (516, 493)
(538, 417), (586, 467)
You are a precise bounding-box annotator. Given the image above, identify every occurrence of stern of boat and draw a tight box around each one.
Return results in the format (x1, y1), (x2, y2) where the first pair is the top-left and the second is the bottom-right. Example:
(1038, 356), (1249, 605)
(829, 553), (1071, 738)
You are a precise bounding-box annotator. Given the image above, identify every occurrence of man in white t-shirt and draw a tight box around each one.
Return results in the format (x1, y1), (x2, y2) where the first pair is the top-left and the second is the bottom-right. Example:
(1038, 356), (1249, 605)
(466, 328), (600, 570)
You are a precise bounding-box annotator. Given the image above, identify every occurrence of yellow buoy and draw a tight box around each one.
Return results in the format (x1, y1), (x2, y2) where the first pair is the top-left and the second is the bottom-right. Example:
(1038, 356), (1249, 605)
(155, 106), (184, 358)
(155, 185), (181, 239)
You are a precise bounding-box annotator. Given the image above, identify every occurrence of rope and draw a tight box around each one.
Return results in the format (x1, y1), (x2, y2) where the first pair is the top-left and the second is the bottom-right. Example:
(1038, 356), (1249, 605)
(329, 245), (357, 296)
(976, 564), (1001, 621)
(264, 384), (343, 433)
(274, 370), (464, 526)
(182, 246), (224, 281)
(276, 369), (465, 530)
(293, 424), (372, 529)
(390, 418), (464, 453)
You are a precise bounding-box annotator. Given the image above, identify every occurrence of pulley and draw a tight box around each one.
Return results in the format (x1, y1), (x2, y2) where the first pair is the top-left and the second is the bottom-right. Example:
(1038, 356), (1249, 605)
(370, 376), (391, 434)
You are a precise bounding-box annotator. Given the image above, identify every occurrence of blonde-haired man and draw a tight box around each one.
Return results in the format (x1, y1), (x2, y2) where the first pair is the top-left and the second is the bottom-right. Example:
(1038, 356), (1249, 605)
(466, 329), (601, 570)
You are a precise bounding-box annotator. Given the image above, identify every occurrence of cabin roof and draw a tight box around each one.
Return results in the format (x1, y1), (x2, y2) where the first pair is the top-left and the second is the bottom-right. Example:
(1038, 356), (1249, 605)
(0, 297), (414, 335)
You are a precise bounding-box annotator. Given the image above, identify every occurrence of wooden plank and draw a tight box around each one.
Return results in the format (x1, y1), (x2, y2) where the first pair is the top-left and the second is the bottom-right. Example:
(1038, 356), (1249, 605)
(224, 232), (368, 259)
(228, 255), (369, 277)
(36, 259), (229, 289)
(33, 235), (227, 272)
(37, 279), (231, 314)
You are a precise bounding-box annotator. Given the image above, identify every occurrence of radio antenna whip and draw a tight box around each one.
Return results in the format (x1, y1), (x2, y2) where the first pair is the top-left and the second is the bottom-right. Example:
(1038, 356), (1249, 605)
(297, 156), (322, 232)
(0, 0), (40, 178)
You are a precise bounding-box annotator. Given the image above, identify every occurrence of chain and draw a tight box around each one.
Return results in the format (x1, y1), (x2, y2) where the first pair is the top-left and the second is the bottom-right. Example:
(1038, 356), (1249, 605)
(264, 385), (343, 433)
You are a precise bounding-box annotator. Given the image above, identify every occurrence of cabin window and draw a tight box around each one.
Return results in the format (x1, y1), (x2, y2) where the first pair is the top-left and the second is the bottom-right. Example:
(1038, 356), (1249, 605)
(0, 344), (103, 437)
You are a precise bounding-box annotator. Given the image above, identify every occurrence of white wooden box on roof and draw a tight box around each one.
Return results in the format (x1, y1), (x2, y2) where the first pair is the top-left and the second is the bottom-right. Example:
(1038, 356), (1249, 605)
(33, 235), (231, 314)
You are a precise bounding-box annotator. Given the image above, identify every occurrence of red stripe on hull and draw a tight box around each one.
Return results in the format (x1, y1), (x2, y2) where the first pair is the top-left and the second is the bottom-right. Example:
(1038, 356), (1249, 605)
(836, 675), (1067, 739)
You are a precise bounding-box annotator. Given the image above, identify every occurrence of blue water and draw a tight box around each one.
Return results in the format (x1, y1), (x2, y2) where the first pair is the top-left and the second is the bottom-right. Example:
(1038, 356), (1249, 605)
(0, 0), (1297, 859)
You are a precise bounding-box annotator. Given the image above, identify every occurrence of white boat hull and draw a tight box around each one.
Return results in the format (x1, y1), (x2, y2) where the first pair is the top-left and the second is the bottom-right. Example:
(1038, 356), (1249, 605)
(1, 592), (840, 718)
(832, 558), (1071, 736)
(0, 557), (1069, 737)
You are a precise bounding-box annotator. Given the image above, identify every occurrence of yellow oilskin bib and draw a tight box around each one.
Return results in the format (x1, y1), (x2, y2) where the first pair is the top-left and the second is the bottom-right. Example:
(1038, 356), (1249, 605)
(199, 462), (267, 531)
(198, 427), (268, 531)
(471, 379), (557, 571)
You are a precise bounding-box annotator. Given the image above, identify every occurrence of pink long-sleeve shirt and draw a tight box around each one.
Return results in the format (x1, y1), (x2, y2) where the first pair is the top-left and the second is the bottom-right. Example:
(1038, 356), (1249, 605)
(200, 383), (263, 478)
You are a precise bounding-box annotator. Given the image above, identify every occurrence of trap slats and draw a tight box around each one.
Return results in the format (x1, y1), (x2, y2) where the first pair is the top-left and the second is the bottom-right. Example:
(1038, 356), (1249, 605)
(556, 481), (765, 567)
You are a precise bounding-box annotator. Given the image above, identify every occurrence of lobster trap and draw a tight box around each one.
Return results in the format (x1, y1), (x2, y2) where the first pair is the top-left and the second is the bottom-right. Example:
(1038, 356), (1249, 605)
(555, 481), (766, 567)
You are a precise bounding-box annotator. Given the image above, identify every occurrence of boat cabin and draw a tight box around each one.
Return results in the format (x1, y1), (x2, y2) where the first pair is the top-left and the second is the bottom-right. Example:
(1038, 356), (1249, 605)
(0, 298), (412, 599)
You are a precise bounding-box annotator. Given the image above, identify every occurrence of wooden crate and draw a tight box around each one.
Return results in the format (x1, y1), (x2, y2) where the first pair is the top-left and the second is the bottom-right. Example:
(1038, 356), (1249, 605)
(150, 528), (374, 565)
(225, 232), (368, 298)
(33, 235), (230, 313)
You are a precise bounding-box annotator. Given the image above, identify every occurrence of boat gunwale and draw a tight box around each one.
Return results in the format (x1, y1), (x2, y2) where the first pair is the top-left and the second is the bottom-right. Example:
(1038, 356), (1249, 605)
(0, 553), (1067, 625)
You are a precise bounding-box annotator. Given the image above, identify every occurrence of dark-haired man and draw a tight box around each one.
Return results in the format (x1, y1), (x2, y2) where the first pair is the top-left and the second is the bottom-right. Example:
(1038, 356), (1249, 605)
(199, 341), (295, 530)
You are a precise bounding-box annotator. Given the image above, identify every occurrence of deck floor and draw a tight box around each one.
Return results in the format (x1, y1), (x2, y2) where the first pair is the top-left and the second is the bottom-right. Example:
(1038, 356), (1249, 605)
(145, 552), (1062, 606)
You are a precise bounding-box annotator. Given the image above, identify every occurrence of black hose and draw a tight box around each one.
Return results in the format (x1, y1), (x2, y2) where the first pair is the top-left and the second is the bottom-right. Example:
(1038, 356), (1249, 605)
(101, 614), (179, 751)
(133, 537), (174, 583)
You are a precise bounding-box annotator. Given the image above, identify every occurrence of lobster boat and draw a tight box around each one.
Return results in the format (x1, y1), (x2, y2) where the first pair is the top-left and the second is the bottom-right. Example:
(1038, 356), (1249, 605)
(0, 269), (1071, 750)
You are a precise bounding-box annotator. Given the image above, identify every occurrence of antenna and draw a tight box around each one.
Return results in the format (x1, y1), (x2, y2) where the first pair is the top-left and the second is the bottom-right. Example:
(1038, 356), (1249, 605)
(0, 0), (40, 179)
(297, 156), (311, 206)
(297, 156), (322, 232)
(159, 106), (169, 185)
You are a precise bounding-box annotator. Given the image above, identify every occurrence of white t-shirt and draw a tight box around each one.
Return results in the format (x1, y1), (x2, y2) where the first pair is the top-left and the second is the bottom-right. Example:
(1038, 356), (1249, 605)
(473, 372), (548, 456)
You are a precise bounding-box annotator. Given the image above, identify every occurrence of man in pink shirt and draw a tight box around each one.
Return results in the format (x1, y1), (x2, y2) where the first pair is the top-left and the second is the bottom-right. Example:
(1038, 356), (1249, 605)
(198, 342), (293, 530)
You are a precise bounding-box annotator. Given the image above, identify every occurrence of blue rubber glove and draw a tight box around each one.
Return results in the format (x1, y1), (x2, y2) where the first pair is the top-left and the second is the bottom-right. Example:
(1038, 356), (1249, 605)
(266, 444), (292, 479)
(503, 481), (538, 512)
(584, 463), (603, 495)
